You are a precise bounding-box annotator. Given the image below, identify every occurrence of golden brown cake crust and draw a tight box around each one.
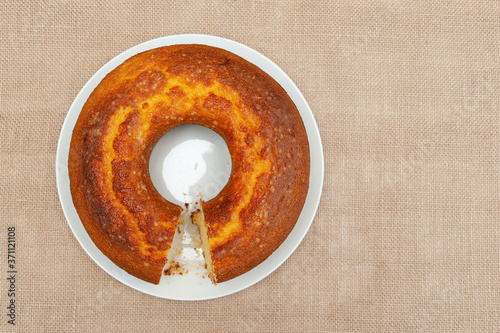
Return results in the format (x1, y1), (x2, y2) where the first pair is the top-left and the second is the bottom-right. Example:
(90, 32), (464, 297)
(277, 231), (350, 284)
(68, 44), (310, 284)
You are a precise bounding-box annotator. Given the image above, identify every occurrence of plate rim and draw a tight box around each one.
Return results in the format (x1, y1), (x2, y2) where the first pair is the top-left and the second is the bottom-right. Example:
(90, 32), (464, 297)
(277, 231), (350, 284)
(56, 34), (324, 300)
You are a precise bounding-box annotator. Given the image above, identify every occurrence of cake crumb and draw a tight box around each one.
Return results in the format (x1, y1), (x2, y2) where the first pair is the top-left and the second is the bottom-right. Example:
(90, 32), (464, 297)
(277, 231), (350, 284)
(163, 261), (188, 276)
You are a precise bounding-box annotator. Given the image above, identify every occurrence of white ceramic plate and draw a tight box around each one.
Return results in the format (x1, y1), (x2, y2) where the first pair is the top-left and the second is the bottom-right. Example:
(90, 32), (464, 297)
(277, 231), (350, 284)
(56, 34), (324, 300)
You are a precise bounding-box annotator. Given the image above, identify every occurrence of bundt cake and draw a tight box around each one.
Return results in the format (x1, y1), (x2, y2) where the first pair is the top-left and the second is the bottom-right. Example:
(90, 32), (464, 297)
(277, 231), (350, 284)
(68, 44), (310, 284)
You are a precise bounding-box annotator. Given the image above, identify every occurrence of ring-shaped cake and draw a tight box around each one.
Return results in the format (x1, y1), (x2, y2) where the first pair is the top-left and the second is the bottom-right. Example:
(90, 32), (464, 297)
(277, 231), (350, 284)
(68, 44), (310, 284)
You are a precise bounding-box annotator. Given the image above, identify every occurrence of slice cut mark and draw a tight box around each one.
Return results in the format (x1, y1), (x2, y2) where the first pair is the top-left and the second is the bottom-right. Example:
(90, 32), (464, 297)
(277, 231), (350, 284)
(162, 207), (196, 278)
(162, 201), (216, 284)
(191, 204), (217, 284)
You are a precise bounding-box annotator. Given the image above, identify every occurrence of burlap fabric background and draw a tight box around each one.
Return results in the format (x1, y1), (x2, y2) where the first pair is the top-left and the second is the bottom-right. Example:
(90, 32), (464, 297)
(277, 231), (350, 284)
(1, 1), (499, 332)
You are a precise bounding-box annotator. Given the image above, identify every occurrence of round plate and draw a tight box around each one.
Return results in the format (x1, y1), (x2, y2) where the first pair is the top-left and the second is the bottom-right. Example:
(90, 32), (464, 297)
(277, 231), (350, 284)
(56, 34), (324, 300)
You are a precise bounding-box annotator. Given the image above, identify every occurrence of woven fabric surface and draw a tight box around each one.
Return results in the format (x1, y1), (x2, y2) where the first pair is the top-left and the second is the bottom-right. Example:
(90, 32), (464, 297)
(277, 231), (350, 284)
(1, 1), (499, 331)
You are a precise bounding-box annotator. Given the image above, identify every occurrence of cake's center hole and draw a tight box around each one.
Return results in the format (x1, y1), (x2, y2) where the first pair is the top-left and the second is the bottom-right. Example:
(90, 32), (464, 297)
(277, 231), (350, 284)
(149, 125), (231, 205)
